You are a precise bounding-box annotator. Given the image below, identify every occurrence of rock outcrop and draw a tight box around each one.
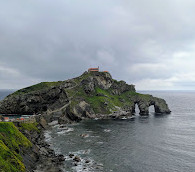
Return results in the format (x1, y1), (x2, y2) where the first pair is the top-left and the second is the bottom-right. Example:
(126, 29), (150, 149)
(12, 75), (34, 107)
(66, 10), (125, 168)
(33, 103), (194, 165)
(130, 94), (170, 115)
(0, 71), (171, 122)
(0, 86), (69, 114)
(0, 120), (64, 172)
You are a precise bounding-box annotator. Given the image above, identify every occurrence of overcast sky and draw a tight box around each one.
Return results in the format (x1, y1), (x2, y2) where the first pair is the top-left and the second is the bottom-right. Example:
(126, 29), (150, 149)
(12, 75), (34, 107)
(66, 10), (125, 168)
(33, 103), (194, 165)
(1, 0), (195, 90)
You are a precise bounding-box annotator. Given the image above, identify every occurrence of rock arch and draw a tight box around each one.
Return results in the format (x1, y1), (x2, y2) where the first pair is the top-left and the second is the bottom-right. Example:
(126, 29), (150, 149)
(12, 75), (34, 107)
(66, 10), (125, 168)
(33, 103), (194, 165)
(132, 96), (171, 115)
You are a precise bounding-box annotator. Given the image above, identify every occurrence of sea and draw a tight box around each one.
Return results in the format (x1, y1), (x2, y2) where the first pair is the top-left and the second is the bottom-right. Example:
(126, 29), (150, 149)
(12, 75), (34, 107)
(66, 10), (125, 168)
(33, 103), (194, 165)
(1, 90), (195, 172)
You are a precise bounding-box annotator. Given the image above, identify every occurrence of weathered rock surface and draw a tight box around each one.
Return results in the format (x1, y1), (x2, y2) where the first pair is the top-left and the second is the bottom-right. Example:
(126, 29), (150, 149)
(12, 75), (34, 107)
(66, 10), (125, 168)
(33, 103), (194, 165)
(110, 80), (135, 95)
(0, 86), (69, 114)
(0, 71), (171, 122)
(130, 95), (171, 115)
(15, 115), (65, 172)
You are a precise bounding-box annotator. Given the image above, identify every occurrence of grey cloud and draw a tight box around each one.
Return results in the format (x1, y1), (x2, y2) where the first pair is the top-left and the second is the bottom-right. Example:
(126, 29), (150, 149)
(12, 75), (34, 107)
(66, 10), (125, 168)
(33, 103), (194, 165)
(1, 0), (195, 89)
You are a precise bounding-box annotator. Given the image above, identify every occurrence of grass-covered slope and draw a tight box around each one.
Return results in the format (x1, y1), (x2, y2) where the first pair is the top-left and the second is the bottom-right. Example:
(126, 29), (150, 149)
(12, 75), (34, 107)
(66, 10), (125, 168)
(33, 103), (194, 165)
(19, 122), (39, 132)
(11, 81), (64, 96)
(69, 86), (137, 114)
(0, 122), (32, 172)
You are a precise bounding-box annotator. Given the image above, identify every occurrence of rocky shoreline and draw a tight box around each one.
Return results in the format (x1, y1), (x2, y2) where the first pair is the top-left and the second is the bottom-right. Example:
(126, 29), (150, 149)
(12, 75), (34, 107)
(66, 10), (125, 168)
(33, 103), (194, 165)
(45, 120), (105, 172)
(14, 116), (65, 172)
(0, 71), (171, 171)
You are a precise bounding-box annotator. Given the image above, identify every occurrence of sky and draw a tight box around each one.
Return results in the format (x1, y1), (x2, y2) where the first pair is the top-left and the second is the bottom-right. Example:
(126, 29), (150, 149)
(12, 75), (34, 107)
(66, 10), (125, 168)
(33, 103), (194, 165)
(1, 0), (195, 90)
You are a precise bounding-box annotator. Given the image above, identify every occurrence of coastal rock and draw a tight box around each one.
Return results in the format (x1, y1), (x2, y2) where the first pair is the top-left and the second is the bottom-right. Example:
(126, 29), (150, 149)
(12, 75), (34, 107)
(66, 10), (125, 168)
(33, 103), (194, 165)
(93, 72), (113, 89)
(58, 105), (82, 124)
(81, 77), (95, 94)
(73, 101), (95, 118)
(110, 80), (135, 95)
(69, 154), (74, 158)
(73, 156), (81, 162)
(16, 117), (65, 172)
(0, 86), (69, 114)
(85, 160), (90, 163)
(80, 133), (89, 138)
(0, 71), (170, 120)
(130, 94), (171, 115)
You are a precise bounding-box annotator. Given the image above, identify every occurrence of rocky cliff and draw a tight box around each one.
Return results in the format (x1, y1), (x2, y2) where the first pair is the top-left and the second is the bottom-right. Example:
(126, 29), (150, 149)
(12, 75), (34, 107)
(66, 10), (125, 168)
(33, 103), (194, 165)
(0, 120), (65, 172)
(0, 71), (171, 123)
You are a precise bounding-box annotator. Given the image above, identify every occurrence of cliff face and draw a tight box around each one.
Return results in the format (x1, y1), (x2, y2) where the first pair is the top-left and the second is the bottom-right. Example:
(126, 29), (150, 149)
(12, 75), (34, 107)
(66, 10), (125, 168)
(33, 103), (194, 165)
(0, 122), (31, 172)
(0, 121), (64, 172)
(0, 71), (171, 122)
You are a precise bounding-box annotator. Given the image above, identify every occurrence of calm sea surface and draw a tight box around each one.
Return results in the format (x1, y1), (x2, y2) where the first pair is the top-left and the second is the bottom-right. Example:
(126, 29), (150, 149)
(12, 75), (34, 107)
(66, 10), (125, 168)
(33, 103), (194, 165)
(1, 90), (195, 172)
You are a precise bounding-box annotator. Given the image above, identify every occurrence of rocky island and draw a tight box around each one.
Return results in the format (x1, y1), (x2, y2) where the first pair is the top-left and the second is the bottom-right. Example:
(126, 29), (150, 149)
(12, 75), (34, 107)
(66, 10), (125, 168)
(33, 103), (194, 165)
(0, 71), (170, 120)
(0, 71), (171, 171)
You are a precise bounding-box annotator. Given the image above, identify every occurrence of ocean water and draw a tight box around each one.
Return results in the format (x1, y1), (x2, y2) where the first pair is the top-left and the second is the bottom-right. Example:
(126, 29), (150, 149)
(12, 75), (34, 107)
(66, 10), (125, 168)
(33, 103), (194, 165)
(1, 90), (195, 172)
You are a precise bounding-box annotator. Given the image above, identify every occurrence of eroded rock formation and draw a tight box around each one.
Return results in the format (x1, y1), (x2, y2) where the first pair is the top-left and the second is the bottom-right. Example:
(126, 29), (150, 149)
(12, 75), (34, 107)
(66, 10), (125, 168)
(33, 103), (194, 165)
(0, 71), (171, 122)
(131, 95), (171, 115)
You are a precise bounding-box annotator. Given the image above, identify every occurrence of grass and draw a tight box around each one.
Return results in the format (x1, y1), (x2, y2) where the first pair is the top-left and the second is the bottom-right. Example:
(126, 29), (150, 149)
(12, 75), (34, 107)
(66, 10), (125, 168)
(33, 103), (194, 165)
(9, 72), (92, 97)
(68, 85), (138, 114)
(83, 87), (152, 114)
(19, 122), (39, 132)
(85, 96), (112, 114)
(10, 81), (64, 96)
(0, 122), (32, 172)
(0, 140), (25, 172)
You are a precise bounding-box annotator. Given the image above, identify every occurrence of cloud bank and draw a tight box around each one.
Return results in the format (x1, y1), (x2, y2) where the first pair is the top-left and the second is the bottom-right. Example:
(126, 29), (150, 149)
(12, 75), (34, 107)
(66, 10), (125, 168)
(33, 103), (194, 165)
(1, 0), (195, 90)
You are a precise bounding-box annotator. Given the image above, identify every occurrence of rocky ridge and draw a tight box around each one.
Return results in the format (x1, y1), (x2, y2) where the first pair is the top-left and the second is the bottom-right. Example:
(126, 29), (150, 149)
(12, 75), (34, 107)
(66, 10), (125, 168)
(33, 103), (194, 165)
(0, 71), (171, 171)
(0, 71), (171, 124)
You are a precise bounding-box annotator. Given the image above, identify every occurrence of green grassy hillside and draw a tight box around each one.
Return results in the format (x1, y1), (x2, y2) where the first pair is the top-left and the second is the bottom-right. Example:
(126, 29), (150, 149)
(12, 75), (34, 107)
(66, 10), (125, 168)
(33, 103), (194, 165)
(11, 81), (63, 96)
(0, 122), (32, 172)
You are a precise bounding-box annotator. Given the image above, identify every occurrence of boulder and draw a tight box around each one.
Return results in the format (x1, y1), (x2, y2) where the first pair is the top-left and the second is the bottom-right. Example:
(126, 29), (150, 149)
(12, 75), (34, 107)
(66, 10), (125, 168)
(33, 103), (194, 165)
(69, 153), (74, 158)
(73, 156), (81, 162)
(73, 101), (95, 119)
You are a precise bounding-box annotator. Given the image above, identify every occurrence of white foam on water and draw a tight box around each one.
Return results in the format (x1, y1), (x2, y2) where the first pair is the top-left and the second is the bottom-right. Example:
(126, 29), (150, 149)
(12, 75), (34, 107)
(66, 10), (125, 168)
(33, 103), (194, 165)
(90, 135), (100, 138)
(57, 130), (67, 135)
(58, 124), (67, 128)
(53, 124), (60, 128)
(48, 120), (58, 126)
(52, 147), (62, 155)
(44, 130), (52, 142)
(65, 149), (101, 172)
(70, 149), (91, 155)
(104, 129), (111, 132)
(86, 130), (93, 133)
(57, 128), (74, 135)
(72, 157), (102, 172)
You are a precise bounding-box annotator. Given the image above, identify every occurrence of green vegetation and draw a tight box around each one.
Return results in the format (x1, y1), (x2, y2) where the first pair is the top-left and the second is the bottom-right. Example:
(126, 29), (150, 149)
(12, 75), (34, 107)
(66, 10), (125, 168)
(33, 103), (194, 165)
(85, 87), (136, 114)
(11, 81), (64, 96)
(73, 72), (91, 84)
(64, 72), (143, 114)
(129, 92), (152, 101)
(68, 83), (138, 114)
(19, 122), (39, 132)
(0, 122), (32, 172)
(0, 140), (25, 172)
(9, 72), (95, 97)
